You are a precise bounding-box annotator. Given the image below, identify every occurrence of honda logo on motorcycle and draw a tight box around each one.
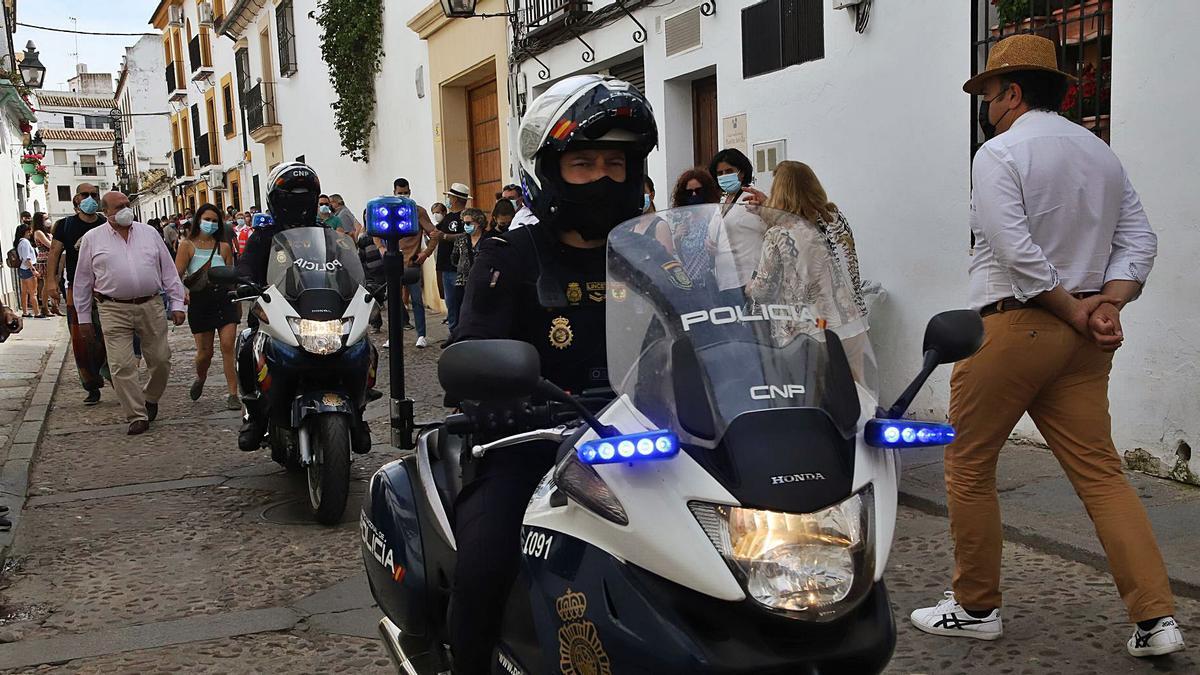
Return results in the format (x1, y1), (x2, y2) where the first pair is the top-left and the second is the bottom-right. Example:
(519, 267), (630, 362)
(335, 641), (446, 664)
(750, 384), (807, 400)
(771, 473), (827, 484)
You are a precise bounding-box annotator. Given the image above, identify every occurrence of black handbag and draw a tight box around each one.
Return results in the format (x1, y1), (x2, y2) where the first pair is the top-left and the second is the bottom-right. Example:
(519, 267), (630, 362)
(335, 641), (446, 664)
(183, 245), (218, 293)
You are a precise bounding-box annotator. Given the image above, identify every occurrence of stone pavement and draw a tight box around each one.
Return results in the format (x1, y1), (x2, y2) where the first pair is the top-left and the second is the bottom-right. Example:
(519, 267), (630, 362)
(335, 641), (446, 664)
(0, 310), (452, 672)
(899, 443), (1200, 599)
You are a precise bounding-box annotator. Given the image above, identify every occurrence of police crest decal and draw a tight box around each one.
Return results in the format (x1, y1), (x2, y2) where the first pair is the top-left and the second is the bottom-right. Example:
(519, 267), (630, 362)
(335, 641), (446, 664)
(557, 588), (611, 675)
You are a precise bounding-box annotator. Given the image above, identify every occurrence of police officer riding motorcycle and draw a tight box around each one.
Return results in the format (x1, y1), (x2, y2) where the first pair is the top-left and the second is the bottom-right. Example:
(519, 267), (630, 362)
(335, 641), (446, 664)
(447, 75), (657, 674)
(226, 162), (377, 525)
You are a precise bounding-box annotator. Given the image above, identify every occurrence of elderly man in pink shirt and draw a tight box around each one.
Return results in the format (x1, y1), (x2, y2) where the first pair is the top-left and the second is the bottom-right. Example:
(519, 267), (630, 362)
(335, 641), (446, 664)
(73, 191), (187, 435)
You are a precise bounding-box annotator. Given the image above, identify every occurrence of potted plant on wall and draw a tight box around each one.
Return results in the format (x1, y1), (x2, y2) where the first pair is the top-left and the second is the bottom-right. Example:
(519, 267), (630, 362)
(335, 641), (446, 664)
(20, 152), (42, 175)
(31, 165), (48, 185)
(991, 0), (1058, 37)
(1054, 0), (1113, 46)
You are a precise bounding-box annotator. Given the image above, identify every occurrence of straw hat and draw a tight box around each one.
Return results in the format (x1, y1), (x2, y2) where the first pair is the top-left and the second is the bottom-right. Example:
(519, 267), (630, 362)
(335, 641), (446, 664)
(445, 182), (472, 200)
(963, 34), (1074, 95)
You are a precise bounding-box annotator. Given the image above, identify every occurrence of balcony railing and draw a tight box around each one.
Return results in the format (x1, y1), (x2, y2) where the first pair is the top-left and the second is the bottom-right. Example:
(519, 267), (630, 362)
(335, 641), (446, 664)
(189, 33), (213, 78)
(172, 148), (186, 178)
(73, 162), (105, 177)
(245, 82), (277, 133)
(523, 0), (589, 31)
(165, 63), (178, 93)
(197, 133), (212, 168)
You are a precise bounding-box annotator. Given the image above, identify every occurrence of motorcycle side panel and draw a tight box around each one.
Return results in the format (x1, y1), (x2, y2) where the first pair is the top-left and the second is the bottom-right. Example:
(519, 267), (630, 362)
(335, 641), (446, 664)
(342, 287), (374, 347)
(362, 457), (429, 638)
(514, 528), (896, 674)
(255, 286), (300, 348)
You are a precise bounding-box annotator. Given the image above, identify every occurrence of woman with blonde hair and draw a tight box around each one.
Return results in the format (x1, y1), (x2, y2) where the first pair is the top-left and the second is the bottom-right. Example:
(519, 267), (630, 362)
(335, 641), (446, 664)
(748, 161), (867, 346)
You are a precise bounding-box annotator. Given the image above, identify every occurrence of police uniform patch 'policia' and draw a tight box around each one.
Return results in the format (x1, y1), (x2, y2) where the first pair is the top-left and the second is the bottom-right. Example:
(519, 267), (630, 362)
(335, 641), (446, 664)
(548, 316), (574, 350)
(661, 260), (693, 290)
(566, 282), (583, 304)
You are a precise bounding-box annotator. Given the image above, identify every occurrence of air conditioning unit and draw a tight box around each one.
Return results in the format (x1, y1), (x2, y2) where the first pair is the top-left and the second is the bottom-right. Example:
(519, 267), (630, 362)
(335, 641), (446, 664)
(168, 5), (184, 26)
(208, 168), (225, 188)
(198, 2), (214, 26)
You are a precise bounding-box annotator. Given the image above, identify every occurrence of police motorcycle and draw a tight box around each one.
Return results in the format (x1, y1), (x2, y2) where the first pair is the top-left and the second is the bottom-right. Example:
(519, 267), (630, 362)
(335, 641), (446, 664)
(210, 226), (381, 525)
(361, 204), (984, 674)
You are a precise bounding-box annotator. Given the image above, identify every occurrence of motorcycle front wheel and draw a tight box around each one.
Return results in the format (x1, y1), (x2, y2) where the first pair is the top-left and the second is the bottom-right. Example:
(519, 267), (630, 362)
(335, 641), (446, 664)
(305, 413), (351, 525)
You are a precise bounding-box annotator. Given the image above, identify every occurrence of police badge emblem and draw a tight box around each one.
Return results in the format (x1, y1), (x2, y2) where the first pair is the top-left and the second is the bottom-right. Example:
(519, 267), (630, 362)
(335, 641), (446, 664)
(557, 588), (611, 675)
(276, 251), (287, 264)
(661, 260), (693, 290)
(548, 317), (574, 350)
(566, 282), (583, 304)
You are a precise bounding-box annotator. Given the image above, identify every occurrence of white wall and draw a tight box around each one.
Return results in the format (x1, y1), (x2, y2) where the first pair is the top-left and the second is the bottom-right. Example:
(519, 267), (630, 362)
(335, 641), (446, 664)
(120, 36), (173, 180)
(234, 0), (437, 216)
(1108, 0), (1200, 473)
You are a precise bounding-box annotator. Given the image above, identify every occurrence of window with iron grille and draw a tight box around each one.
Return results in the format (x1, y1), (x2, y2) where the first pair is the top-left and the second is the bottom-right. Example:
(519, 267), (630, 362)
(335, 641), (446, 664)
(276, 0), (298, 78)
(741, 0), (824, 79)
(971, 0), (1113, 154)
(223, 83), (236, 136)
(235, 48), (251, 96)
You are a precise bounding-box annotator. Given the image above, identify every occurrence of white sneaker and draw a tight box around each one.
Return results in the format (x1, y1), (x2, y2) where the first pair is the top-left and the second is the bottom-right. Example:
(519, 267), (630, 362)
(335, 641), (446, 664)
(1128, 616), (1185, 657)
(415, 336), (428, 348)
(382, 340), (390, 348)
(910, 591), (1003, 641)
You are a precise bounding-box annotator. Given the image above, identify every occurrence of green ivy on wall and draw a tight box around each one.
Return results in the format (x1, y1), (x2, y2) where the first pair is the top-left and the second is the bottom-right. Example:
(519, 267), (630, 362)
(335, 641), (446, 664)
(316, 0), (384, 162)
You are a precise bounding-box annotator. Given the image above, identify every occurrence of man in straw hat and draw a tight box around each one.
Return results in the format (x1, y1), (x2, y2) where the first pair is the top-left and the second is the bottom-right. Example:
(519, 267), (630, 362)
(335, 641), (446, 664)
(909, 34), (1183, 657)
(436, 181), (472, 337)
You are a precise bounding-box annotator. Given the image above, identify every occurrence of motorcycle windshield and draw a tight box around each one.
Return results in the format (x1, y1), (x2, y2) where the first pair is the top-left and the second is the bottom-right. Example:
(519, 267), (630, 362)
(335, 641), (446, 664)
(266, 227), (366, 301)
(606, 205), (877, 444)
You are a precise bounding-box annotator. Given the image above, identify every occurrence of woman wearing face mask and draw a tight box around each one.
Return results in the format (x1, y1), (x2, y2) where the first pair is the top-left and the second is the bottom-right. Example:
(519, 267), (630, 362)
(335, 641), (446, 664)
(709, 148), (768, 213)
(748, 161), (867, 347)
(174, 204), (240, 410)
(669, 168), (722, 288)
(451, 208), (490, 309)
(14, 225), (40, 318)
(630, 175), (677, 257)
(31, 213), (57, 317)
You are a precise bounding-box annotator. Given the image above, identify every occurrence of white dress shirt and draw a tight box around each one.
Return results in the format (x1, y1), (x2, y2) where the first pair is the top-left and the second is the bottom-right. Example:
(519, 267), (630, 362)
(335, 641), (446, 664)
(968, 110), (1157, 310)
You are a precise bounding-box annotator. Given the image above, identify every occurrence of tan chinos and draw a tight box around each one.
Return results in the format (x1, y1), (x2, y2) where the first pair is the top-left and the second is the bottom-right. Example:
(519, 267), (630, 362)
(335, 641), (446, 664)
(945, 307), (1174, 623)
(96, 298), (171, 423)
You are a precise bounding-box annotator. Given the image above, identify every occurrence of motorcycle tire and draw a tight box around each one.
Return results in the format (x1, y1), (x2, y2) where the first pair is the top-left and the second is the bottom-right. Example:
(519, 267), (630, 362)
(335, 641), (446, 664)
(306, 413), (351, 526)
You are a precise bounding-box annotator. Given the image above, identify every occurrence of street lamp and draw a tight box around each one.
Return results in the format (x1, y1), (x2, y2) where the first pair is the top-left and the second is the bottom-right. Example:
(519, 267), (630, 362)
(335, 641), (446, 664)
(27, 131), (46, 156)
(438, 0), (515, 19)
(18, 41), (46, 90)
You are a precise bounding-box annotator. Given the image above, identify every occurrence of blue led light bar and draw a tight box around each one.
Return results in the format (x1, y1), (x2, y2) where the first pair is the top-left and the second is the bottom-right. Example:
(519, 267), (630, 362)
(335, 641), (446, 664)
(365, 196), (419, 239)
(577, 430), (680, 465)
(864, 419), (956, 449)
(251, 213), (273, 229)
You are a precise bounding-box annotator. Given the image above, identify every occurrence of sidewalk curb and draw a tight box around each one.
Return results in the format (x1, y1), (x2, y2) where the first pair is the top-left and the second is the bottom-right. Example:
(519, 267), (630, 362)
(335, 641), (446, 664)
(897, 489), (1200, 602)
(0, 328), (68, 564)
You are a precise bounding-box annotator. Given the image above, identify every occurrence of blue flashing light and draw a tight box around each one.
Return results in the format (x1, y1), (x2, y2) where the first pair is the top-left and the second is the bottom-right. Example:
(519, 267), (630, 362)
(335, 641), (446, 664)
(578, 430), (679, 466)
(366, 196), (418, 239)
(865, 419), (956, 449)
(251, 213), (273, 229)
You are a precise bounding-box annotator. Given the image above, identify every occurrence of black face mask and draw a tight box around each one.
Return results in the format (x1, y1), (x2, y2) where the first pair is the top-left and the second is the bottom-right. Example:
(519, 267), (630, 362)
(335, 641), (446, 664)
(555, 177), (631, 242)
(978, 88), (1013, 140)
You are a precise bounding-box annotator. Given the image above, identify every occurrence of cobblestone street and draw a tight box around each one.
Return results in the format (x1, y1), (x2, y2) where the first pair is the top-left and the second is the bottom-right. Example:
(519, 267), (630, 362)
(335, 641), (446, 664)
(0, 314), (1195, 673)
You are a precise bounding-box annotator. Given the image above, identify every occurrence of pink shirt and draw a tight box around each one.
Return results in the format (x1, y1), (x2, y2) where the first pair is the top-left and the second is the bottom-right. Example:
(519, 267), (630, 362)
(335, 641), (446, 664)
(72, 221), (187, 323)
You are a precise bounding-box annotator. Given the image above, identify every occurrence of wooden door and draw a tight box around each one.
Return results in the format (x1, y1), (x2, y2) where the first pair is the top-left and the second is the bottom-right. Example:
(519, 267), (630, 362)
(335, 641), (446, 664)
(692, 75), (718, 168)
(468, 79), (501, 213)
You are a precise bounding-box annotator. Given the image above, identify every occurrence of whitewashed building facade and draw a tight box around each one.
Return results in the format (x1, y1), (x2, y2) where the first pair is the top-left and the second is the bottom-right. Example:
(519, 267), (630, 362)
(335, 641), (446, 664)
(32, 73), (121, 222)
(116, 35), (176, 221)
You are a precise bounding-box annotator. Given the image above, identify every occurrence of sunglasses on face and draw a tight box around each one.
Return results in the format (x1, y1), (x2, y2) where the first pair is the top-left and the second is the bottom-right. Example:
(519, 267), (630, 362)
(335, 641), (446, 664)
(80, 191), (100, 199)
(685, 188), (704, 197)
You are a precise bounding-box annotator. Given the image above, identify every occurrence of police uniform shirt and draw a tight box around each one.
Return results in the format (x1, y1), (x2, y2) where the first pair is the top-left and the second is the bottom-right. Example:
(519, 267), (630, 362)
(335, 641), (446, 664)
(455, 225), (608, 395)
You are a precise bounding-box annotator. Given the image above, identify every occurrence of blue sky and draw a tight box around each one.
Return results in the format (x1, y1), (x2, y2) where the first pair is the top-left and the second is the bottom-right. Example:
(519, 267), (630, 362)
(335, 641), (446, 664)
(14, 0), (162, 92)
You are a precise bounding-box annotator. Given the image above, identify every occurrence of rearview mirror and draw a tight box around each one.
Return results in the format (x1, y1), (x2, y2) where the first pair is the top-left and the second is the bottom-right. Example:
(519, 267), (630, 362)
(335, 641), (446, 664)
(439, 339), (541, 401)
(208, 266), (239, 286)
(923, 310), (984, 364)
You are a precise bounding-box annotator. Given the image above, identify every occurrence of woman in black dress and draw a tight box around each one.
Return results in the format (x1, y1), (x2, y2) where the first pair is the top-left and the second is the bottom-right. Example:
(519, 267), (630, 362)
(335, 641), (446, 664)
(174, 204), (240, 410)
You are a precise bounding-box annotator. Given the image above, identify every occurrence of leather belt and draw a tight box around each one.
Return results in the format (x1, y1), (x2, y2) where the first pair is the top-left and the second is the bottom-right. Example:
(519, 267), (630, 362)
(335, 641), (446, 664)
(94, 293), (157, 305)
(979, 291), (1099, 318)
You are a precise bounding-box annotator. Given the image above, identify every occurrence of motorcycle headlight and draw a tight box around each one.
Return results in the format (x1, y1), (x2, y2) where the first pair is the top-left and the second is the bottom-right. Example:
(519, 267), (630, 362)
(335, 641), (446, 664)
(287, 318), (350, 355)
(689, 485), (874, 621)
